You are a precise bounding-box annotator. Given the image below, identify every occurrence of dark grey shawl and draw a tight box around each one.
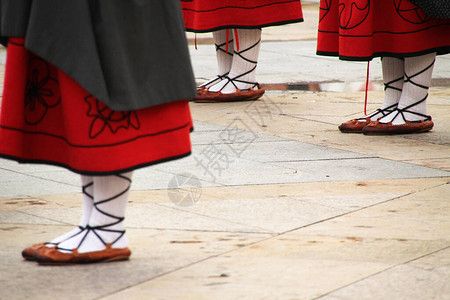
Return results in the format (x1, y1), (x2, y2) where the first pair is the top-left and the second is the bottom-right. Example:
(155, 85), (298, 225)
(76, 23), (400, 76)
(0, 0), (196, 111)
(409, 0), (450, 19)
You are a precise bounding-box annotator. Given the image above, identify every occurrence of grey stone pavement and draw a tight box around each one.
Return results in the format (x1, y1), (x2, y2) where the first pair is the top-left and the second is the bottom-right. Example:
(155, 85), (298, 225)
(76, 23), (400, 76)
(1, 3), (449, 300)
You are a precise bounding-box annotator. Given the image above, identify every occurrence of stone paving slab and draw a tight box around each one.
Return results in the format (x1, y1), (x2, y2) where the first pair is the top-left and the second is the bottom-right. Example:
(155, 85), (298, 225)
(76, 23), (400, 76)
(99, 236), (448, 300)
(0, 169), (80, 197)
(189, 41), (384, 86)
(190, 90), (450, 171)
(96, 178), (448, 300)
(291, 183), (450, 241)
(3, 113), (447, 198)
(1, 88), (449, 300)
(0, 224), (273, 300)
(2, 177), (448, 300)
(273, 158), (448, 181)
(189, 41), (450, 88)
(321, 247), (450, 300)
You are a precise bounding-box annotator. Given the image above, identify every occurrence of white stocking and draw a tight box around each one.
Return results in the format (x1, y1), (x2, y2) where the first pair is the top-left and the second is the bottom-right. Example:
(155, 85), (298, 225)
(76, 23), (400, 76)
(379, 52), (435, 125)
(56, 172), (132, 253)
(200, 30), (234, 89)
(209, 28), (262, 93)
(214, 30), (233, 77)
(381, 57), (404, 109)
(354, 57), (404, 122)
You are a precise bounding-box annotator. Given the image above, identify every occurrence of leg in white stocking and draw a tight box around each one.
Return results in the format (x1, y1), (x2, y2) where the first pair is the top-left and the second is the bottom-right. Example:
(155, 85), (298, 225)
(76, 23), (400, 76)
(339, 57), (404, 132)
(54, 172), (132, 254)
(381, 57), (404, 110)
(209, 28), (262, 93)
(378, 52), (435, 125)
(199, 30), (234, 89)
(363, 53), (435, 134)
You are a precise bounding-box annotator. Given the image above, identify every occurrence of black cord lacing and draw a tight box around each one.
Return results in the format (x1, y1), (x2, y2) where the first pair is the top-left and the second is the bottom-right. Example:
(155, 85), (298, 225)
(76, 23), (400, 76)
(378, 58), (435, 124)
(55, 174), (131, 251)
(215, 37), (262, 92)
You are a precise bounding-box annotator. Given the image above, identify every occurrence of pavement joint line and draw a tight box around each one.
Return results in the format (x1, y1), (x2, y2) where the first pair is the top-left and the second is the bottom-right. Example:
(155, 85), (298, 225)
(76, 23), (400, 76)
(5, 210), (73, 226)
(95, 234), (280, 300)
(0, 167), (80, 186)
(264, 157), (378, 163)
(280, 179), (450, 237)
(399, 139), (450, 147)
(0, 223), (63, 229)
(192, 140), (287, 145)
(276, 113), (346, 125)
(125, 227), (276, 235)
(312, 244), (450, 300)
(154, 202), (271, 233)
(152, 169), (226, 187)
(401, 157), (450, 162)
(0, 222), (277, 235)
(261, 81), (450, 90)
(175, 177), (449, 189)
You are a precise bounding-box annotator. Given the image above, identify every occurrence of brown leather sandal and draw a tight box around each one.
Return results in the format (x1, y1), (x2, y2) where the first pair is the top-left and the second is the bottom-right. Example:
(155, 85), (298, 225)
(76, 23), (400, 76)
(339, 103), (398, 133)
(194, 82), (265, 103)
(22, 243), (49, 261)
(34, 243), (131, 264)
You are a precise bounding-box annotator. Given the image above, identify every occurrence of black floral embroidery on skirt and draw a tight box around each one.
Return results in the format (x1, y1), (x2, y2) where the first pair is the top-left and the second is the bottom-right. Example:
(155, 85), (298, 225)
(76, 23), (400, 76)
(319, 0), (332, 23)
(85, 95), (140, 139)
(339, 0), (371, 30)
(25, 57), (61, 125)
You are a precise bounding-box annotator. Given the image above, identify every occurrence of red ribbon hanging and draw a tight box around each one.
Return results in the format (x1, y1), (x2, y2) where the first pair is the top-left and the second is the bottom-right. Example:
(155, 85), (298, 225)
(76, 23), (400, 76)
(195, 33), (198, 50)
(234, 29), (239, 52)
(364, 61), (370, 115)
(226, 29), (229, 54)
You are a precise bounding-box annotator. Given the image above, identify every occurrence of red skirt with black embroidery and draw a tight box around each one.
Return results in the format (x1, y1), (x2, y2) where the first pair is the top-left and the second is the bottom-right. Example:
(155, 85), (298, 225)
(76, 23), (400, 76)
(180, 0), (303, 32)
(0, 38), (193, 175)
(317, 0), (450, 60)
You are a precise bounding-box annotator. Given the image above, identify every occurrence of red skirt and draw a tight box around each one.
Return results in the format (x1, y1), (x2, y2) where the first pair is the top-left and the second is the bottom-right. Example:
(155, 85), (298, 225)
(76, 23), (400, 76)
(181, 0), (303, 32)
(0, 38), (193, 175)
(317, 0), (450, 60)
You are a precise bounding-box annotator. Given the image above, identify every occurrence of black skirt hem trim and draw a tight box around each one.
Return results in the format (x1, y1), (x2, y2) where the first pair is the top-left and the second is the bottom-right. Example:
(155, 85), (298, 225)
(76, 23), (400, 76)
(316, 47), (450, 61)
(185, 19), (303, 33)
(0, 122), (192, 149)
(0, 151), (192, 176)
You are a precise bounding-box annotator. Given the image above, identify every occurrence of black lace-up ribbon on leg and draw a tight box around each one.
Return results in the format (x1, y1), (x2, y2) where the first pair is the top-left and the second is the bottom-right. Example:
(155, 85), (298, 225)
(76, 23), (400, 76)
(362, 57), (403, 118)
(379, 58), (435, 124)
(55, 174), (131, 252)
(198, 38), (234, 89)
(215, 37), (262, 93)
